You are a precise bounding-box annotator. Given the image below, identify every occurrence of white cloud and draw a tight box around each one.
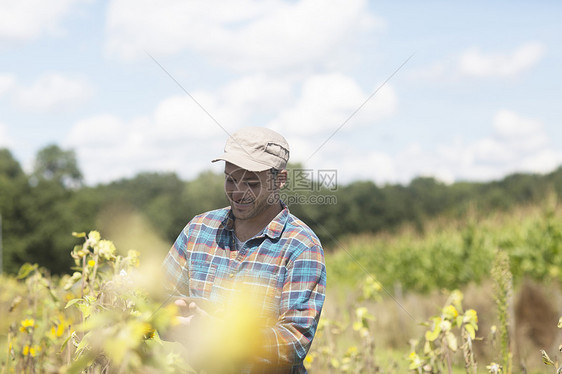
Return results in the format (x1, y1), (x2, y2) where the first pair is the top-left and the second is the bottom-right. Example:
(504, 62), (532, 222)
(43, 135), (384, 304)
(268, 73), (397, 135)
(65, 71), (396, 184)
(492, 109), (547, 152)
(286, 137), (399, 185)
(410, 42), (546, 82)
(13, 73), (93, 112)
(64, 114), (200, 183)
(340, 150), (397, 185)
(105, 0), (380, 71)
(493, 109), (543, 138)
(458, 42), (546, 78)
(220, 73), (293, 116)
(64, 74), (294, 184)
(0, 74), (16, 96)
(310, 109), (561, 186)
(398, 109), (559, 183)
(0, 0), (85, 43)
(519, 149), (562, 174)
(0, 122), (15, 148)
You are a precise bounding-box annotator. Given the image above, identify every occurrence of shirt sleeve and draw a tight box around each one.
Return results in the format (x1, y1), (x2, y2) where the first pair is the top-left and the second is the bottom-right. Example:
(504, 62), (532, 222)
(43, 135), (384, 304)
(259, 242), (327, 369)
(161, 224), (190, 296)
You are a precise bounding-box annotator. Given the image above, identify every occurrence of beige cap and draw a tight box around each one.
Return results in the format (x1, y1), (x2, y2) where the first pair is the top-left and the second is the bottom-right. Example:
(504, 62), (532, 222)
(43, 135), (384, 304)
(212, 127), (290, 171)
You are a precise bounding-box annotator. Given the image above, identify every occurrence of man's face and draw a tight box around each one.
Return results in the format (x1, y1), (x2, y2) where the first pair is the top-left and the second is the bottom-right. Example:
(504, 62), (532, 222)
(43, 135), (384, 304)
(224, 162), (278, 221)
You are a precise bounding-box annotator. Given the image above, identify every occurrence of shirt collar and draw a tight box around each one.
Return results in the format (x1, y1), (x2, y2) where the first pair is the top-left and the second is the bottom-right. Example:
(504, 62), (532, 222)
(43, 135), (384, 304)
(221, 201), (289, 240)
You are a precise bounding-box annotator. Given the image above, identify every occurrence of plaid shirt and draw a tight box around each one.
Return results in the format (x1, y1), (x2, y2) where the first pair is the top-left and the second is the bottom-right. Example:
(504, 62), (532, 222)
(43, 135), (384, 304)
(162, 202), (326, 373)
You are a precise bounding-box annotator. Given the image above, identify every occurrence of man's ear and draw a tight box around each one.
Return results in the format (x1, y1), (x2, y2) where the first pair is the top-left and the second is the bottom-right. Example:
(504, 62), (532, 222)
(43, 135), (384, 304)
(277, 170), (288, 189)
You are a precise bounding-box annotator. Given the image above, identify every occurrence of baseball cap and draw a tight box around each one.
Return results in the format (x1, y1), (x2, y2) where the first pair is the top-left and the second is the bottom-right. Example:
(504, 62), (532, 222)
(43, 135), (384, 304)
(212, 127), (290, 172)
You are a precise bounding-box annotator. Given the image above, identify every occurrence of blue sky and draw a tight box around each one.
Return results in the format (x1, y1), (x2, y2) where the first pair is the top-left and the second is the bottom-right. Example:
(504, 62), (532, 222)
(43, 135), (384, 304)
(1, 0), (561, 186)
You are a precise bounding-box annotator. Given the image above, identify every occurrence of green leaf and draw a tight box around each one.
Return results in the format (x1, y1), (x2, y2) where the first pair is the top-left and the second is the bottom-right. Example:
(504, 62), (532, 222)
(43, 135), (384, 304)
(16, 263), (37, 279)
(74, 331), (93, 356)
(541, 349), (554, 366)
(63, 351), (95, 374)
(442, 305), (458, 320)
(423, 340), (432, 354)
(408, 352), (423, 370)
(78, 302), (92, 319)
(425, 317), (442, 342)
(60, 335), (72, 354)
(446, 332), (458, 351)
(463, 309), (478, 326)
(455, 315), (464, 328)
(465, 324), (476, 340)
(65, 298), (82, 309)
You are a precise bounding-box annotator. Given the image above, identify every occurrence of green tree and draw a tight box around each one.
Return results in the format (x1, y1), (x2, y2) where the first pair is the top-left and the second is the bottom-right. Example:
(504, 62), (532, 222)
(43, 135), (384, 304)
(182, 170), (228, 221)
(32, 144), (83, 188)
(20, 145), (84, 273)
(97, 172), (188, 241)
(0, 149), (30, 273)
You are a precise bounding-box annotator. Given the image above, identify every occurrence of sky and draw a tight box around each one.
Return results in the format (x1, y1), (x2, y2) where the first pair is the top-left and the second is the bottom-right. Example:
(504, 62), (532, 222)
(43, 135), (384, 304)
(1, 0), (561, 186)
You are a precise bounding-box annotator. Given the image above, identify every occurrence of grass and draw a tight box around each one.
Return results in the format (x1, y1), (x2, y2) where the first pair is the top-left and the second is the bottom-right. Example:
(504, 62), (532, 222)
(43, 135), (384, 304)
(319, 199), (562, 373)
(313, 279), (560, 373)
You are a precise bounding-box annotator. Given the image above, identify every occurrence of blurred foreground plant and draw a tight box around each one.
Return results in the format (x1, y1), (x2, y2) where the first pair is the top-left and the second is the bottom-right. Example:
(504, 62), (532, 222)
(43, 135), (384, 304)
(2, 231), (191, 373)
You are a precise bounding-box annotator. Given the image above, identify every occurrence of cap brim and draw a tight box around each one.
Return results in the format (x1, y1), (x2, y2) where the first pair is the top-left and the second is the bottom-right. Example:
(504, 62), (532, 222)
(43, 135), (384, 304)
(212, 153), (271, 172)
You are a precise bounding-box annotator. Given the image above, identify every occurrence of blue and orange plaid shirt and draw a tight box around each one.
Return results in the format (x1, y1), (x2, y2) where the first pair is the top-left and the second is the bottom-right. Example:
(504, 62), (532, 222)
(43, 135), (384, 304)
(162, 202), (326, 373)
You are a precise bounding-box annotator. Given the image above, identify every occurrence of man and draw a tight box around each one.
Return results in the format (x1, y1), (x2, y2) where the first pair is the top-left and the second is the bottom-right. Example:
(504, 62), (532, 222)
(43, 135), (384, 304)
(162, 127), (327, 373)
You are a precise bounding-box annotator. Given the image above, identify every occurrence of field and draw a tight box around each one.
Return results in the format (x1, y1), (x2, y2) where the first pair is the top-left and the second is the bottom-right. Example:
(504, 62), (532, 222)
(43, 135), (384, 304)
(311, 198), (562, 373)
(1, 200), (561, 373)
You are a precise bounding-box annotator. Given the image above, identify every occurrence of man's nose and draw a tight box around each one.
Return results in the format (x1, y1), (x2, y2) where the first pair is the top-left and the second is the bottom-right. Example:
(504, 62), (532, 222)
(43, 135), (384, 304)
(234, 184), (258, 199)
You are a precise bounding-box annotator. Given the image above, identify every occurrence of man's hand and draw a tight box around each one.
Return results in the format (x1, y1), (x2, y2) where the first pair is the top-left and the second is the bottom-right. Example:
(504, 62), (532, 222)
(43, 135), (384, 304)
(174, 298), (209, 326)
(159, 297), (212, 342)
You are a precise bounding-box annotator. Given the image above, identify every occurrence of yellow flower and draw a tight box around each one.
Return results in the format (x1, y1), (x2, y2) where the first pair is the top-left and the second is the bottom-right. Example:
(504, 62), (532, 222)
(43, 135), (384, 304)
(20, 318), (35, 332)
(88, 259), (96, 267)
(57, 323), (65, 337)
(50, 324), (65, 339)
(22, 345), (40, 357)
(21, 318), (35, 328)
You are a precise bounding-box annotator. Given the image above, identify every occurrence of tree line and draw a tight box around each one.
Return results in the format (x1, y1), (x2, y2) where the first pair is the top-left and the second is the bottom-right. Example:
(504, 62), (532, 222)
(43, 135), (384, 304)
(1, 144), (561, 274)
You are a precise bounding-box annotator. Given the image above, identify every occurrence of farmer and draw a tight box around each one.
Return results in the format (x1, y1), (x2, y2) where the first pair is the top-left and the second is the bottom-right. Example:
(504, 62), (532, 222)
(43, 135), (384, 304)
(162, 127), (326, 373)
